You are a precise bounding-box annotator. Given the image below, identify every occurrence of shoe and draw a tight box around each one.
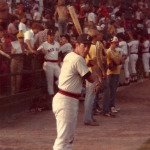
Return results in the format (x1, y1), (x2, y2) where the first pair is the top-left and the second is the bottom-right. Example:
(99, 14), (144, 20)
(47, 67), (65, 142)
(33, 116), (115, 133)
(84, 121), (99, 126)
(93, 109), (102, 115)
(111, 107), (118, 113)
(103, 112), (116, 118)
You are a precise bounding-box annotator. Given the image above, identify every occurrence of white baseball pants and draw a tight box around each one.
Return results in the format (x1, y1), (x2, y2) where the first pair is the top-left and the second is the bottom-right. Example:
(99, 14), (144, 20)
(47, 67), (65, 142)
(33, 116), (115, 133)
(52, 93), (79, 150)
(130, 54), (138, 74)
(43, 62), (60, 95)
(142, 53), (150, 73)
(124, 57), (130, 78)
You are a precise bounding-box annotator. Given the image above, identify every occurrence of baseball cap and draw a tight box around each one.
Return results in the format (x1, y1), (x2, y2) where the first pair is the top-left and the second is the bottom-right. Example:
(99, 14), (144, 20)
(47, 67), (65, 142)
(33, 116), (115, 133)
(17, 32), (24, 38)
(77, 34), (92, 44)
(47, 29), (55, 36)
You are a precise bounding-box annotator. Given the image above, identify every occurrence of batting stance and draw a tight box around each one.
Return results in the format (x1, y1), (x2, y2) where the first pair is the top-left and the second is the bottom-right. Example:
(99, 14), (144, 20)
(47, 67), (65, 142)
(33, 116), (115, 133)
(37, 29), (61, 99)
(52, 34), (99, 150)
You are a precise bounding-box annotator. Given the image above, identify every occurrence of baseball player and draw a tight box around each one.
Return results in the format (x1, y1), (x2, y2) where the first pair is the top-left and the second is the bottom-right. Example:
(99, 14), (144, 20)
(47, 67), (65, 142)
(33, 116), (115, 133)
(52, 34), (99, 150)
(142, 34), (150, 78)
(37, 29), (61, 100)
(59, 34), (72, 64)
(118, 34), (130, 85)
(128, 34), (139, 82)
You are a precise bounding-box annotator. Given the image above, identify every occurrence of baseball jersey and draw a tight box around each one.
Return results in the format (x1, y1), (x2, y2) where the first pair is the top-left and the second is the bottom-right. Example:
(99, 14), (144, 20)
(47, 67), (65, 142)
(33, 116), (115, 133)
(60, 43), (72, 54)
(142, 40), (150, 53)
(128, 40), (139, 54)
(119, 41), (128, 55)
(58, 52), (89, 94)
(37, 41), (60, 60)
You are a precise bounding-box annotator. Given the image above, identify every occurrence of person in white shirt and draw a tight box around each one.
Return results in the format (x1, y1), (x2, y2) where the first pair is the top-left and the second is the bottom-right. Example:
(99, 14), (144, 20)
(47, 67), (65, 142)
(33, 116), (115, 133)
(10, 32), (28, 94)
(87, 7), (97, 24)
(33, 8), (41, 22)
(118, 33), (130, 85)
(141, 34), (150, 77)
(37, 29), (61, 100)
(24, 23), (41, 53)
(18, 17), (27, 33)
(128, 34), (139, 82)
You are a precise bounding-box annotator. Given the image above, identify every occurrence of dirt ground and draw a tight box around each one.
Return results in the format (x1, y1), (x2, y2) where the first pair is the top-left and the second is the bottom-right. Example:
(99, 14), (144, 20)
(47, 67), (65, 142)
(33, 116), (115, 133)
(0, 79), (150, 150)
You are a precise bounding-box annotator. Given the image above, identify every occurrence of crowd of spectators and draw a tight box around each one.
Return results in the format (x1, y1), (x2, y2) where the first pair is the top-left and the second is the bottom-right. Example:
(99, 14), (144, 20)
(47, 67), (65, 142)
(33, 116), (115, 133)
(0, 0), (150, 113)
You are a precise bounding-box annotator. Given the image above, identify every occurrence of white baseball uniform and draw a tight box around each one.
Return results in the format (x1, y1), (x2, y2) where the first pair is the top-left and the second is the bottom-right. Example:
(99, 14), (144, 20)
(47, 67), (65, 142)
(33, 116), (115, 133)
(119, 41), (130, 79)
(37, 41), (61, 95)
(128, 40), (139, 74)
(142, 40), (150, 73)
(52, 52), (89, 150)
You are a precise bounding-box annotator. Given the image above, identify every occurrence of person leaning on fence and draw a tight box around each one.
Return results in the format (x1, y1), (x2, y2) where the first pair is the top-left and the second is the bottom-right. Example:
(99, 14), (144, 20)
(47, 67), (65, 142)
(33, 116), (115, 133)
(24, 22), (41, 54)
(10, 32), (28, 94)
(102, 36), (125, 117)
(52, 33), (100, 150)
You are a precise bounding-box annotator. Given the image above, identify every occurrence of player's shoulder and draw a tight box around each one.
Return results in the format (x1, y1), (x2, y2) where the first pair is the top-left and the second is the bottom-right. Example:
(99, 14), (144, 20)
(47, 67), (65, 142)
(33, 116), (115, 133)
(65, 52), (84, 61)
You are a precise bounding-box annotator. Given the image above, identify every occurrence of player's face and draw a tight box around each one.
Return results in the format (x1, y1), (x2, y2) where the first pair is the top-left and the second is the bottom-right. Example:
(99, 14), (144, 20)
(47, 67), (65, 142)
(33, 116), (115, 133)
(61, 37), (67, 45)
(47, 34), (55, 43)
(79, 43), (91, 57)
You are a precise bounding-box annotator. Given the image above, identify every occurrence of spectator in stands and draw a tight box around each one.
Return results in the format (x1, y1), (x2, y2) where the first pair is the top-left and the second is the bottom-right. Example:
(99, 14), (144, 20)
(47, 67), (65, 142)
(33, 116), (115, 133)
(18, 17), (27, 33)
(33, 8), (42, 22)
(10, 32), (28, 94)
(102, 36), (124, 117)
(54, 0), (69, 35)
(24, 22), (41, 53)
(7, 16), (19, 37)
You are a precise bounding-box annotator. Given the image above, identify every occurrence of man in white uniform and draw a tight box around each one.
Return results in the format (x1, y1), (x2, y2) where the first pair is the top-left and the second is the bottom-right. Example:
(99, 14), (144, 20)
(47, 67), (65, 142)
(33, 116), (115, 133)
(37, 29), (61, 100)
(118, 34), (130, 85)
(59, 34), (72, 64)
(52, 34), (99, 150)
(142, 34), (150, 77)
(128, 35), (139, 82)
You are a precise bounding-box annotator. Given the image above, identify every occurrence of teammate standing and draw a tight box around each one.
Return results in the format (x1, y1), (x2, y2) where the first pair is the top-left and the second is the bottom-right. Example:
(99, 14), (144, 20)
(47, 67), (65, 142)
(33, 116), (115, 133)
(52, 34), (99, 150)
(128, 34), (139, 82)
(141, 34), (150, 78)
(37, 29), (61, 101)
(118, 33), (130, 85)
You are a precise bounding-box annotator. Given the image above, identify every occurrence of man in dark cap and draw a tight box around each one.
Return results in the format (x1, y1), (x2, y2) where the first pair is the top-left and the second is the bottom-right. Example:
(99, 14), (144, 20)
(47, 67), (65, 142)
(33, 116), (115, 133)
(37, 29), (61, 102)
(52, 33), (100, 150)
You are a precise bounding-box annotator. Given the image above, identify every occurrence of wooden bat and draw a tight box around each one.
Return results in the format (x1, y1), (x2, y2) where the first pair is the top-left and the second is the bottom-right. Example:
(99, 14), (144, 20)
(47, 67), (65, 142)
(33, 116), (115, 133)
(67, 5), (82, 35)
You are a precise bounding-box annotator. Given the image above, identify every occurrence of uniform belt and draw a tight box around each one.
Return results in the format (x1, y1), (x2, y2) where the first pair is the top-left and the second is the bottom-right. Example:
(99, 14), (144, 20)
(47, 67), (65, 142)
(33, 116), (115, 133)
(58, 89), (81, 99)
(130, 52), (138, 54)
(142, 52), (150, 53)
(45, 59), (58, 62)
